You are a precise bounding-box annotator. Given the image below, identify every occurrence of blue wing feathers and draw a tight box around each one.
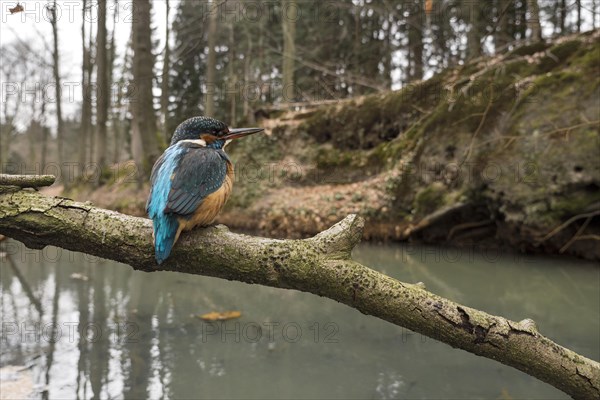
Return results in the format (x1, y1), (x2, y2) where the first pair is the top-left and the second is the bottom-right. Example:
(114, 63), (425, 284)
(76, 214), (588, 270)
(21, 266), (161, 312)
(152, 213), (179, 264)
(147, 143), (229, 264)
(147, 145), (186, 264)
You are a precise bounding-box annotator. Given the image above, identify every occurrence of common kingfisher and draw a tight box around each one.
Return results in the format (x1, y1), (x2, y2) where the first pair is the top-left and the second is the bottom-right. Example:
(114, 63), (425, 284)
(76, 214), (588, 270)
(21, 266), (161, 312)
(146, 116), (263, 264)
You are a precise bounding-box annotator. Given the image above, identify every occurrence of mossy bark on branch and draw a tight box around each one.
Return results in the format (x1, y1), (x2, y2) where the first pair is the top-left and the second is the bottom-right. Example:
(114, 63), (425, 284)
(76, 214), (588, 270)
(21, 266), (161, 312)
(0, 182), (598, 400)
(0, 174), (55, 188)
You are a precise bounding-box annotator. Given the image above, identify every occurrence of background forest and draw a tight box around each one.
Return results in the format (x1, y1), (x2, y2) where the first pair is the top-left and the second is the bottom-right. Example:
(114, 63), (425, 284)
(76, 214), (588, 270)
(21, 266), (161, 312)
(1, 0), (598, 179)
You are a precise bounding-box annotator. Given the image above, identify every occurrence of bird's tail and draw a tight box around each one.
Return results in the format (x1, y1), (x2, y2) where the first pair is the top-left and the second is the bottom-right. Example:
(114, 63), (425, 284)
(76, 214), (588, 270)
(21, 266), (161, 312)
(153, 214), (180, 264)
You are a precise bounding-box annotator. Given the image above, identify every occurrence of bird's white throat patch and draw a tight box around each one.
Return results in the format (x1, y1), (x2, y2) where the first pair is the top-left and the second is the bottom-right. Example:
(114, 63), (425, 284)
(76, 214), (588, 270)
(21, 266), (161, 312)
(180, 139), (207, 147)
(179, 138), (231, 148)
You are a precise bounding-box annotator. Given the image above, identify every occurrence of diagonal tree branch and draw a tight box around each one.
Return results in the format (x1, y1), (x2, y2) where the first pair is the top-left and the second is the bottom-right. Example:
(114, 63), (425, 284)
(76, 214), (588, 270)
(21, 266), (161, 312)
(0, 176), (598, 400)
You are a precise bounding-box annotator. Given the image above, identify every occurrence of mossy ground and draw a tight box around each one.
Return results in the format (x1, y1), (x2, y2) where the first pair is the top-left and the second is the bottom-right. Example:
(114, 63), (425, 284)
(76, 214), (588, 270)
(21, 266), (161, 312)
(223, 31), (600, 259)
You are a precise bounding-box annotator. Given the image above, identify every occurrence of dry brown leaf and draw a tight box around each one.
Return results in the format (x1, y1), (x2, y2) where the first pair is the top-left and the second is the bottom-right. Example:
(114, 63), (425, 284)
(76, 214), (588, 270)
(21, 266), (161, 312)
(197, 311), (242, 321)
(425, 0), (433, 15)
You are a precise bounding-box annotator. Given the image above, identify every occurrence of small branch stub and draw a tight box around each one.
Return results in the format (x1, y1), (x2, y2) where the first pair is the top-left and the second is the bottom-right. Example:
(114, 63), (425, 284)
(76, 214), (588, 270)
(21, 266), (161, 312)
(0, 174), (56, 188)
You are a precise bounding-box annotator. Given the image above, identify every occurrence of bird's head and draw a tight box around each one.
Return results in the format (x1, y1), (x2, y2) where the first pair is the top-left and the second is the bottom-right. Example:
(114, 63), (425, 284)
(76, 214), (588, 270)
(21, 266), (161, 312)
(170, 116), (263, 149)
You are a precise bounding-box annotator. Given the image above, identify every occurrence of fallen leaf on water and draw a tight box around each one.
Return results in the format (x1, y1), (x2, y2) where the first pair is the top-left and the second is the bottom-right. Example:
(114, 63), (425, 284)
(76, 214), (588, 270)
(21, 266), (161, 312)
(499, 388), (513, 400)
(70, 273), (89, 281)
(197, 311), (242, 321)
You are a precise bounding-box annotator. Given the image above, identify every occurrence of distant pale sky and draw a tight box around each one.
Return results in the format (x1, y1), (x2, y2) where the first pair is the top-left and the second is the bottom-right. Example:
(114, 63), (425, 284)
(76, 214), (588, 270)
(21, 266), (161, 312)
(1, 0), (174, 74)
(1, 0), (175, 130)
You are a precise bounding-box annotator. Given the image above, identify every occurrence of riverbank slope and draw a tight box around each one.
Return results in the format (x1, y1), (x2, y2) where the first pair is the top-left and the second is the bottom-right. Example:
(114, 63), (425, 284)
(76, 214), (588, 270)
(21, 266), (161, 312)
(67, 31), (600, 260)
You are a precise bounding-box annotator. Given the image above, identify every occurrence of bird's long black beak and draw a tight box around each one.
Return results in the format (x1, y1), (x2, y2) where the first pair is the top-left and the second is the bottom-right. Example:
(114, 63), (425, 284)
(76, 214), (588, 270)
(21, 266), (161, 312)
(223, 127), (264, 140)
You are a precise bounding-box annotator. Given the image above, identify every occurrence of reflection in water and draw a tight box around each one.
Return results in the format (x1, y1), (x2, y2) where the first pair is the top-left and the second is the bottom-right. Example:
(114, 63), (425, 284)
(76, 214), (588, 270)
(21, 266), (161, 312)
(41, 259), (60, 400)
(0, 240), (598, 399)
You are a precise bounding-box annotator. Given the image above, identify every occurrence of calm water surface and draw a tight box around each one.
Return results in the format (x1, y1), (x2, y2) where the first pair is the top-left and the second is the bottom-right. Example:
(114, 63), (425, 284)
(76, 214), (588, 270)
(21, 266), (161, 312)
(0, 240), (598, 399)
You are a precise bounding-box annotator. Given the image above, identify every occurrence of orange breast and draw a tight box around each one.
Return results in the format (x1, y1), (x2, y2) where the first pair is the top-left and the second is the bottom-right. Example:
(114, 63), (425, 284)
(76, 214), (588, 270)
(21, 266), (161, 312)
(178, 162), (234, 233)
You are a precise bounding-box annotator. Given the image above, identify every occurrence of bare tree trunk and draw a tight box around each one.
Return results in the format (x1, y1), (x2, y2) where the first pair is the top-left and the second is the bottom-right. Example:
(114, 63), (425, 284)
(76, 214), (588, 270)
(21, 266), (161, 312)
(96, 0), (109, 177)
(112, 91), (122, 165)
(381, 1), (394, 89)
(408, 0), (423, 81)
(28, 126), (37, 166)
(161, 0), (170, 139)
(467, 2), (482, 60)
(131, 0), (160, 180)
(79, 0), (90, 175)
(576, 0), (582, 32)
(40, 100), (48, 169)
(228, 23), (237, 124)
(0, 69), (17, 165)
(282, 0), (296, 102)
(113, 35), (131, 164)
(49, 1), (65, 184)
(527, 0), (542, 41)
(109, 0), (118, 163)
(560, 0), (567, 34)
(243, 33), (252, 121)
(353, 4), (361, 94)
(495, 0), (513, 52)
(0, 183), (599, 400)
(0, 129), (9, 166)
(205, 0), (218, 116)
(515, 0), (527, 40)
(27, 106), (38, 166)
(88, 16), (96, 166)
